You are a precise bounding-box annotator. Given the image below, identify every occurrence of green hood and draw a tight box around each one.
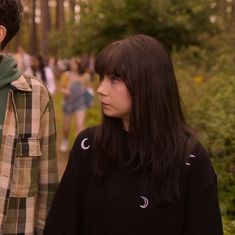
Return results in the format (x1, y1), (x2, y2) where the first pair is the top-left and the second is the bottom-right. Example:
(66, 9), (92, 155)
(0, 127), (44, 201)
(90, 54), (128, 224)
(0, 54), (21, 143)
(0, 54), (21, 88)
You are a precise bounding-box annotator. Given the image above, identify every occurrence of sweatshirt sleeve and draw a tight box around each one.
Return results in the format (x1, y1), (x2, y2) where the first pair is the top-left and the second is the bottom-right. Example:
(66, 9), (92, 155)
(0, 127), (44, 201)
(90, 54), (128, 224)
(43, 133), (85, 235)
(182, 144), (223, 235)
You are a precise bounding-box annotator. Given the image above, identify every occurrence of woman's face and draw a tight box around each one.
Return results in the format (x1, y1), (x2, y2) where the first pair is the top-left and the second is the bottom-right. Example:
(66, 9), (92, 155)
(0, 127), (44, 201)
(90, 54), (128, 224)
(97, 74), (132, 130)
(69, 59), (78, 72)
(31, 56), (39, 68)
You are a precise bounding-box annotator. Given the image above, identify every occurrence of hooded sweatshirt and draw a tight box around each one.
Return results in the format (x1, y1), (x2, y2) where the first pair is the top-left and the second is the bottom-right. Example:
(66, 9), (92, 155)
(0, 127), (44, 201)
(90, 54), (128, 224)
(0, 54), (21, 144)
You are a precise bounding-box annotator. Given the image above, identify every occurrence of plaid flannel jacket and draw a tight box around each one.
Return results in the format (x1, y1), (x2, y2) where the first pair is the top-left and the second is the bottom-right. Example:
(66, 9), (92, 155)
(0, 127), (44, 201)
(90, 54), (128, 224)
(0, 75), (59, 234)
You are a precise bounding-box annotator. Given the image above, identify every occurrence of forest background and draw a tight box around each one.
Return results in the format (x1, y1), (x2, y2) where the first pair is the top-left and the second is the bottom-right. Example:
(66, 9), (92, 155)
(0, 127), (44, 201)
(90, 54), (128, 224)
(8, 0), (235, 234)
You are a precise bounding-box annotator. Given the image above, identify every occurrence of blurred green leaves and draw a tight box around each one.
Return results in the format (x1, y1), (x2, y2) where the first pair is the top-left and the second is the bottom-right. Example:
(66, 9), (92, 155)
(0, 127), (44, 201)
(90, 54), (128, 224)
(49, 0), (217, 55)
(173, 30), (235, 234)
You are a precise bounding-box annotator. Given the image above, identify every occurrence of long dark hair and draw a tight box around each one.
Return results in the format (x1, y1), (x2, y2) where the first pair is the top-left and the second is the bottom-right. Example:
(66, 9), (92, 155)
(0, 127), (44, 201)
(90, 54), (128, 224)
(94, 34), (197, 203)
(31, 54), (47, 84)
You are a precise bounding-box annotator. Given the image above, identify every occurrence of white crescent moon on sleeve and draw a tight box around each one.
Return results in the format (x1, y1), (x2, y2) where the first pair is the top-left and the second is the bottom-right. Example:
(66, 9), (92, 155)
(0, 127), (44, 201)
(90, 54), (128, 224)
(140, 196), (149, 208)
(186, 154), (196, 166)
(189, 154), (196, 158)
(81, 138), (90, 150)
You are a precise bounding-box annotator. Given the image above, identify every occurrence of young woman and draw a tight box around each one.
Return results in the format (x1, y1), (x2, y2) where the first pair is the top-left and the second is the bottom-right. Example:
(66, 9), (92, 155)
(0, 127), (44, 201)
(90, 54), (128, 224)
(25, 54), (56, 95)
(44, 35), (223, 235)
(59, 57), (93, 152)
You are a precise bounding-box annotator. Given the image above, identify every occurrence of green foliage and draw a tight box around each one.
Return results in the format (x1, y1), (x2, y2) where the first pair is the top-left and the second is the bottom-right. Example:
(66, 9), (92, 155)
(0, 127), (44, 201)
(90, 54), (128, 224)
(57, 0), (218, 55)
(49, 22), (80, 58)
(223, 216), (235, 235)
(173, 30), (235, 234)
(174, 31), (235, 156)
(85, 95), (102, 127)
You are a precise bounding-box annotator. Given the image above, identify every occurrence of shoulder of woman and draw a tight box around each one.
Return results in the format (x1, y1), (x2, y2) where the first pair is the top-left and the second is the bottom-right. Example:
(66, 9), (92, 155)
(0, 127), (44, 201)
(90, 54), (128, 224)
(77, 126), (95, 138)
(184, 142), (217, 195)
(185, 142), (213, 172)
(73, 126), (97, 150)
(67, 127), (97, 169)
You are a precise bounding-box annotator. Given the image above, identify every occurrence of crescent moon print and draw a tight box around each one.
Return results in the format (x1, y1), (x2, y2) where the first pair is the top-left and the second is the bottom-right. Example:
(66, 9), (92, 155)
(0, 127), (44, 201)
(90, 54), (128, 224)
(186, 154), (196, 166)
(140, 196), (149, 208)
(81, 138), (90, 150)
(189, 154), (196, 158)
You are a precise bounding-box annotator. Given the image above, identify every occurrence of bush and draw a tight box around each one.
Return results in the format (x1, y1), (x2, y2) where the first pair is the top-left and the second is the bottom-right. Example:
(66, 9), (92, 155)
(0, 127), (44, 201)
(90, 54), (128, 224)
(173, 37), (235, 234)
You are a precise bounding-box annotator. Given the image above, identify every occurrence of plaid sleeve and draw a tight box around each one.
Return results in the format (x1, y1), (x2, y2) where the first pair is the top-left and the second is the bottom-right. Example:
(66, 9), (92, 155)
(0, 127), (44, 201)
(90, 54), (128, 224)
(36, 93), (59, 234)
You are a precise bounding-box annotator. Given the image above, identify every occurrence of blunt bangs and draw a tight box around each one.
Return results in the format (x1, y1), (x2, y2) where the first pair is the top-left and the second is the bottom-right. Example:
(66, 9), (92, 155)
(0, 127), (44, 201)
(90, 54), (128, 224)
(95, 41), (128, 81)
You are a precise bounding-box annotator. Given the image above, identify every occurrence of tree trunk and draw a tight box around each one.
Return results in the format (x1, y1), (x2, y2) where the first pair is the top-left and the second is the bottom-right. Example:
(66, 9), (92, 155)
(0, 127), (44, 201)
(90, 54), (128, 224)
(56, 0), (65, 31)
(30, 0), (37, 54)
(217, 0), (228, 29)
(69, 0), (76, 23)
(40, 0), (51, 57)
(231, 0), (235, 23)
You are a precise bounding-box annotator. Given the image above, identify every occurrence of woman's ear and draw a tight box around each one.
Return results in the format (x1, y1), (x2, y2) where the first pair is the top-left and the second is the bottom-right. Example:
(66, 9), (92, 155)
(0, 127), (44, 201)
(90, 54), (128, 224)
(0, 25), (7, 45)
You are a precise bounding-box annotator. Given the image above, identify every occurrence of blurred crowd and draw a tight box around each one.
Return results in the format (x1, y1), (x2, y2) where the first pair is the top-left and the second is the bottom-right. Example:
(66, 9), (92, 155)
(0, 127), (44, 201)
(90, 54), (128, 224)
(9, 46), (95, 152)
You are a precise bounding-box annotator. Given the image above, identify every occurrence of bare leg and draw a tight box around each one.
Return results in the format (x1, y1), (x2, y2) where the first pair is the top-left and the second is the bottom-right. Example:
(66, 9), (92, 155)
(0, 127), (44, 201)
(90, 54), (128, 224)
(75, 109), (86, 134)
(60, 114), (71, 151)
(63, 114), (71, 140)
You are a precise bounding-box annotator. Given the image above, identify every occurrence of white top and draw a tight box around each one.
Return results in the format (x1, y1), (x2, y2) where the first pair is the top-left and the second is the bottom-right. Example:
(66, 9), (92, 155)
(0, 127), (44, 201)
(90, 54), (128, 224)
(25, 67), (56, 95)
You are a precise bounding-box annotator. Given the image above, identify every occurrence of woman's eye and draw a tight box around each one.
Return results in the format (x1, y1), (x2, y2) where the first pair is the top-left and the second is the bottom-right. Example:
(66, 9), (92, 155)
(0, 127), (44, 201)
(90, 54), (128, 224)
(110, 75), (120, 83)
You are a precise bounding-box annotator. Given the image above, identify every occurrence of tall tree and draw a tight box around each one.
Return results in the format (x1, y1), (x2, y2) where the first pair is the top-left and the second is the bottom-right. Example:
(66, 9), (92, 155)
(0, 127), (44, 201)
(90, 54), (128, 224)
(69, 0), (76, 23)
(40, 0), (51, 56)
(75, 0), (215, 53)
(30, 0), (37, 54)
(217, 0), (228, 28)
(232, 0), (235, 23)
(56, 0), (65, 31)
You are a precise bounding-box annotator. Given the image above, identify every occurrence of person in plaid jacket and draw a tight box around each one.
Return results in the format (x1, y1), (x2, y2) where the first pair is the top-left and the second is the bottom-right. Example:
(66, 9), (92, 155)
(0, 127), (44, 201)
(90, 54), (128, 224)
(0, 1), (59, 234)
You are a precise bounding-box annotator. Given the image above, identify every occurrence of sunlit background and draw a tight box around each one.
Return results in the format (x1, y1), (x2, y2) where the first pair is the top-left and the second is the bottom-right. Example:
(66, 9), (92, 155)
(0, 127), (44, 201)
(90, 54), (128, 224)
(5, 1), (235, 233)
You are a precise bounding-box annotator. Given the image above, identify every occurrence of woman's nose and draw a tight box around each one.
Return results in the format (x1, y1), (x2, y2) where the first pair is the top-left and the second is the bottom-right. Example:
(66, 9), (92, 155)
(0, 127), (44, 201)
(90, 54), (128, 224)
(97, 81), (107, 96)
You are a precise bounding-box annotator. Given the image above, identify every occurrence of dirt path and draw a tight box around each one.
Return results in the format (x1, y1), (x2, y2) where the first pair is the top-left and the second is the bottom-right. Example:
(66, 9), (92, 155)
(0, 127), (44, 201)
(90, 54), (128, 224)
(57, 149), (69, 180)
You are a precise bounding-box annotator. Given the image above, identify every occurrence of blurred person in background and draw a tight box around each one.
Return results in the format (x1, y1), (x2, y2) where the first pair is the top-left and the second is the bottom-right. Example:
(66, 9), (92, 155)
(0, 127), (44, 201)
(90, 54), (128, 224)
(44, 35), (223, 235)
(48, 55), (60, 81)
(59, 57), (93, 152)
(0, 0), (58, 234)
(25, 54), (56, 95)
(13, 45), (31, 72)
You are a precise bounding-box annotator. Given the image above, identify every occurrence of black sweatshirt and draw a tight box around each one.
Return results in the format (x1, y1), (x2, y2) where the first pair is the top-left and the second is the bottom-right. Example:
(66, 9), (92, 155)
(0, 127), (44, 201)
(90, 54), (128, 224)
(44, 127), (223, 235)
